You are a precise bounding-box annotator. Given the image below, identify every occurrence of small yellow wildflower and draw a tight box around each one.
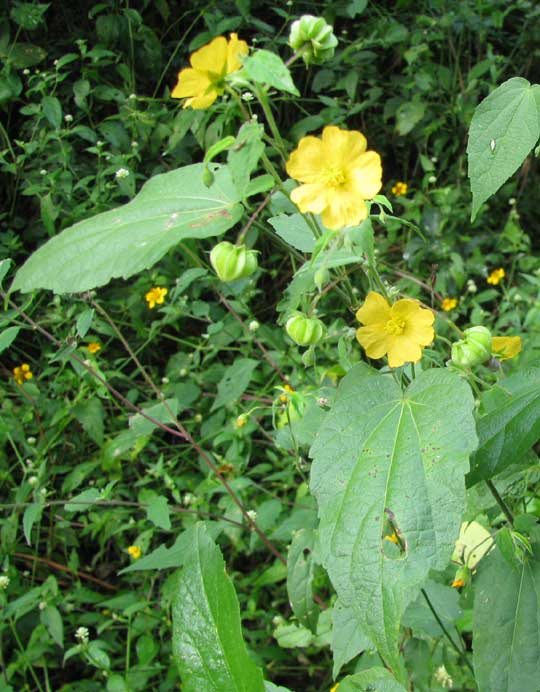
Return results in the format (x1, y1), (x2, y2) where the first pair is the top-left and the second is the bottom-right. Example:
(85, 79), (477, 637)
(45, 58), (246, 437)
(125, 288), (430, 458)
(145, 286), (168, 309)
(441, 297), (458, 312)
(279, 383), (294, 403)
(355, 291), (435, 368)
(492, 335), (522, 361)
(391, 181), (408, 196)
(13, 363), (33, 385)
(451, 578), (464, 588)
(127, 545), (142, 560)
(487, 267), (505, 285)
(384, 532), (399, 544)
(85, 342), (101, 354)
(286, 125), (382, 230)
(236, 414), (247, 428)
(171, 33), (248, 109)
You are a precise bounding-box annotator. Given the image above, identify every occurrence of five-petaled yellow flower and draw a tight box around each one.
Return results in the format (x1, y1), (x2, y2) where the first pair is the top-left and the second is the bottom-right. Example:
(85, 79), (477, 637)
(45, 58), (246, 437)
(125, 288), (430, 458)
(145, 287), (168, 309)
(86, 342), (101, 354)
(487, 267), (505, 285)
(171, 33), (248, 109)
(13, 363), (33, 385)
(492, 335), (522, 361)
(127, 545), (142, 560)
(441, 297), (458, 312)
(391, 181), (408, 196)
(286, 126), (382, 230)
(355, 291), (435, 368)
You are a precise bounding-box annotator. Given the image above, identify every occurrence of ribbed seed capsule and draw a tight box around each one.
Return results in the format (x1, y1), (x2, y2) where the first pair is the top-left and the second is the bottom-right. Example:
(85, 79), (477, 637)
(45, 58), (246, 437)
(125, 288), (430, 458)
(451, 325), (492, 367)
(210, 241), (258, 282)
(285, 312), (326, 346)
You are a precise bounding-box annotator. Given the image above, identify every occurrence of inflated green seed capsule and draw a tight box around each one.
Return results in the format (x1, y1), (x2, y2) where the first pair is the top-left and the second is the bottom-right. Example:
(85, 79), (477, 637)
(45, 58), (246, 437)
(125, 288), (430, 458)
(451, 325), (492, 367)
(314, 267), (330, 290)
(201, 165), (215, 188)
(288, 15), (338, 66)
(210, 241), (258, 282)
(285, 312), (325, 347)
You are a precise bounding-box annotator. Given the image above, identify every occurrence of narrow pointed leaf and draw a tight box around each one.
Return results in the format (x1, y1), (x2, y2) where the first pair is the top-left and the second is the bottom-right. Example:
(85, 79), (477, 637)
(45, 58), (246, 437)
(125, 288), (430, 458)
(13, 163), (243, 294)
(310, 365), (477, 674)
(172, 523), (265, 692)
(473, 544), (540, 691)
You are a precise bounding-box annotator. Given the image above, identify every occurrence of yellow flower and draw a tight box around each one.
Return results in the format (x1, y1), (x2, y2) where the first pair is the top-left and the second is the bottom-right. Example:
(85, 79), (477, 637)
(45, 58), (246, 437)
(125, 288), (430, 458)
(285, 125), (383, 230)
(236, 414), (247, 428)
(127, 545), (142, 560)
(145, 286), (168, 309)
(451, 578), (465, 588)
(85, 342), (101, 354)
(13, 363), (33, 385)
(171, 33), (248, 109)
(330, 685), (340, 692)
(279, 383), (294, 403)
(441, 297), (458, 312)
(487, 267), (505, 285)
(492, 335), (522, 361)
(391, 181), (408, 196)
(355, 291), (435, 368)
(384, 532), (399, 544)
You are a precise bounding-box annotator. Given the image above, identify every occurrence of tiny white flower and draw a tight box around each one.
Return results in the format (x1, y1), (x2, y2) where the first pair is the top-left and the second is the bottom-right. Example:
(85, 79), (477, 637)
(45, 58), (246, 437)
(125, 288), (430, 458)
(131, 140), (138, 147)
(183, 492), (195, 506)
(39, 600), (47, 610)
(64, 114), (73, 122)
(115, 167), (129, 180)
(23, 68), (30, 75)
(40, 169), (47, 176)
(179, 368), (188, 377)
(434, 664), (453, 689)
(96, 140), (104, 147)
(248, 320), (260, 332)
(431, 156), (438, 163)
(75, 626), (89, 644)
(128, 93), (137, 100)
(241, 91), (254, 102)
(466, 279), (477, 294)
(53, 59), (59, 66)
(428, 175), (437, 183)
(0, 575), (10, 590)
(28, 476), (38, 486)
(509, 197), (516, 206)
(40, 487), (47, 496)
(317, 397), (329, 407)
(161, 376), (170, 384)
(246, 510), (257, 522)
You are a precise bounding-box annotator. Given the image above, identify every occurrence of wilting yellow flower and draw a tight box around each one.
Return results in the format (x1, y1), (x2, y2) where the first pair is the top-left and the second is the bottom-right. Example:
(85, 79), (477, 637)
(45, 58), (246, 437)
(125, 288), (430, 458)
(127, 545), (142, 560)
(145, 286), (168, 309)
(13, 363), (33, 385)
(441, 297), (458, 312)
(171, 33), (248, 109)
(355, 291), (435, 368)
(492, 335), (522, 360)
(391, 181), (408, 196)
(85, 342), (101, 354)
(286, 125), (382, 230)
(279, 383), (294, 403)
(451, 578), (464, 588)
(487, 267), (505, 285)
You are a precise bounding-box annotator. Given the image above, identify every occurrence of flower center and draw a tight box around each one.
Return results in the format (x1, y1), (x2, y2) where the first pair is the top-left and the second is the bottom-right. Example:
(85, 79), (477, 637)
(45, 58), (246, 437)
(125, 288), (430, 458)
(385, 317), (406, 336)
(324, 165), (346, 187)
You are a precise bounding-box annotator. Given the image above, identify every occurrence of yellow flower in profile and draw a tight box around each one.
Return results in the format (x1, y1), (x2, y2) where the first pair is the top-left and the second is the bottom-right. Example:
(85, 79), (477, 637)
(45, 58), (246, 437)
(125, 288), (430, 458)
(13, 363), (33, 385)
(355, 291), (435, 368)
(279, 383), (294, 403)
(441, 297), (458, 312)
(145, 286), (168, 309)
(127, 545), (142, 560)
(85, 342), (101, 354)
(171, 33), (248, 109)
(487, 267), (505, 285)
(391, 181), (408, 196)
(286, 125), (382, 230)
(492, 335), (522, 361)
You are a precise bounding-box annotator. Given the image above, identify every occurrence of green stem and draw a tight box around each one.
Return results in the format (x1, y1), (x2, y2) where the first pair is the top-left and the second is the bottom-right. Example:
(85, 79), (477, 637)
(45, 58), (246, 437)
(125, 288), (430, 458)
(486, 480), (514, 525)
(253, 85), (287, 162)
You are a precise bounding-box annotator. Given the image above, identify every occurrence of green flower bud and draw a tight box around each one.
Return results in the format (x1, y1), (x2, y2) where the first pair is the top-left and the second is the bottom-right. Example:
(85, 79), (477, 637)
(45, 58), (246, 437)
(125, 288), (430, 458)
(451, 326), (492, 367)
(210, 241), (258, 282)
(288, 15), (338, 66)
(201, 165), (215, 188)
(314, 267), (330, 290)
(286, 312), (325, 347)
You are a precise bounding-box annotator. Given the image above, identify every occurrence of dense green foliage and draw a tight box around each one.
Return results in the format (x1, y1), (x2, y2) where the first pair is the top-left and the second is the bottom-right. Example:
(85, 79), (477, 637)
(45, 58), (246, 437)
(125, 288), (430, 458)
(2, 1), (540, 691)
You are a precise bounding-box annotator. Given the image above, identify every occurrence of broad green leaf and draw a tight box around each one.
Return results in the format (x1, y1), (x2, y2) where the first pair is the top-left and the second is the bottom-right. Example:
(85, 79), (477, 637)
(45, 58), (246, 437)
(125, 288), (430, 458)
(40, 605), (63, 648)
(402, 580), (462, 639)
(23, 501), (43, 545)
(332, 599), (371, 677)
(0, 258), (11, 285)
(339, 667), (407, 692)
(227, 122), (265, 199)
(8, 43), (47, 68)
(467, 78), (540, 220)
(64, 488), (101, 512)
(268, 214), (316, 253)
(310, 365), (477, 675)
(395, 100), (425, 136)
(273, 621), (314, 648)
(264, 684), (292, 692)
(473, 544), (540, 691)
(287, 529), (317, 630)
(120, 532), (191, 574)
(75, 308), (95, 338)
(172, 523), (265, 692)
(74, 397), (105, 446)
(128, 398), (179, 436)
(13, 163), (243, 294)
(142, 492), (171, 530)
(242, 50), (299, 96)
(0, 326), (21, 355)
(467, 369), (540, 486)
(211, 357), (258, 411)
(41, 95), (62, 129)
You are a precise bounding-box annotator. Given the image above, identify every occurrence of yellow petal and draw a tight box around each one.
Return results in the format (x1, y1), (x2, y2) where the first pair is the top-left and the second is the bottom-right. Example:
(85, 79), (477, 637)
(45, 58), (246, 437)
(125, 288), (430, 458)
(350, 151), (383, 198)
(492, 335), (522, 360)
(387, 336), (423, 367)
(392, 301), (434, 346)
(226, 33), (249, 73)
(321, 185), (368, 230)
(356, 324), (391, 359)
(286, 136), (325, 184)
(183, 90), (219, 109)
(290, 182), (328, 214)
(321, 126), (367, 165)
(356, 291), (391, 325)
(190, 36), (228, 74)
(171, 68), (212, 99)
